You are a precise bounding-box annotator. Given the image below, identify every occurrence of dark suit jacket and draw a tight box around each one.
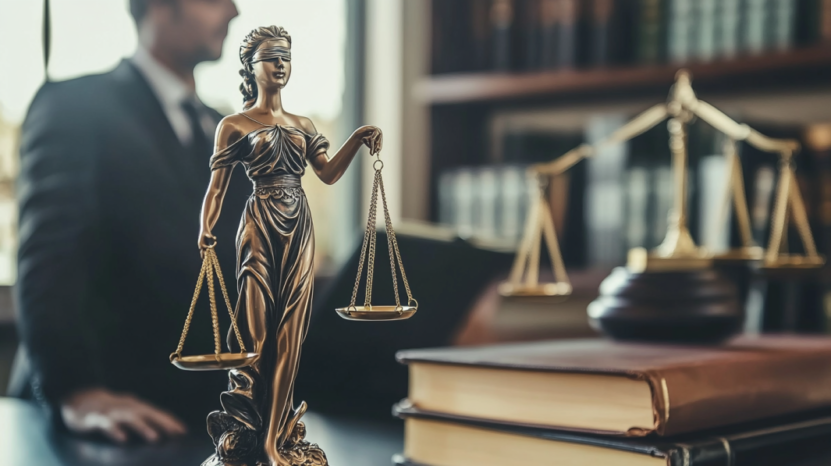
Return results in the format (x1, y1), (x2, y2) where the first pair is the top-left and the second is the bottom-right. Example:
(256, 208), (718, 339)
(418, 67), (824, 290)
(14, 60), (251, 426)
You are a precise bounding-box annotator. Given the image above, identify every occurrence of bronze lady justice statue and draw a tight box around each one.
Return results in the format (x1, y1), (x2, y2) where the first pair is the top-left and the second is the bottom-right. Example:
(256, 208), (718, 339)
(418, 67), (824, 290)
(197, 26), (381, 466)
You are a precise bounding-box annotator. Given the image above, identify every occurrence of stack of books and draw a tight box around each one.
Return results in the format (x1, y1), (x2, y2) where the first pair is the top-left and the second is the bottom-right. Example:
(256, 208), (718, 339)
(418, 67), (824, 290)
(394, 336), (831, 465)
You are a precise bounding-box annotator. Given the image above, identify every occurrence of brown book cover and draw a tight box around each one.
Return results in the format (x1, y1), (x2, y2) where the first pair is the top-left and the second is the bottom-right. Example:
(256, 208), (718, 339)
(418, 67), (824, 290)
(397, 336), (831, 436)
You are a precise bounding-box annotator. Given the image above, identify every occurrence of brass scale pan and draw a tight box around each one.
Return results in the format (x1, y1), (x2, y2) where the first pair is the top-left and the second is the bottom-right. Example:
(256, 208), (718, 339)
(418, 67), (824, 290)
(171, 155), (417, 371)
(335, 156), (418, 322)
(169, 246), (257, 371)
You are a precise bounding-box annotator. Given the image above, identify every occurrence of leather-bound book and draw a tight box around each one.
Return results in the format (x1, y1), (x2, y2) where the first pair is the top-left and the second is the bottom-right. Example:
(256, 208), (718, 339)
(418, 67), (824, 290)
(636, 0), (666, 64)
(394, 403), (831, 466)
(396, 336), (831, 436)
(555, 0), (579, 68)
(490, 0), (517, 71)
(590, 0), (616, 66)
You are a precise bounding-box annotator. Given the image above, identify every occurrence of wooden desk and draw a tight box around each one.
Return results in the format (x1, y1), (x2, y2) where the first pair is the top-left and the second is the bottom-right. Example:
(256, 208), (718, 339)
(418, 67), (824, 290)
(0, 398), (403, 466)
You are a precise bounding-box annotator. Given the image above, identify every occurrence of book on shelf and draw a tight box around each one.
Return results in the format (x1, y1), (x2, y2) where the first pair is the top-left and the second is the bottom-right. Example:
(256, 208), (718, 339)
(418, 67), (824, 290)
(742, 0), (768, 56)
(771, 0), (797, 52)
(717, 0), (742, 59)
(667, 0), (692, 64)
(585, 115), (628, 265)
(697, 154), (731, 253)
(522, 0), (583, 70)
(555, 0), (580, 69)
(805, 124), (831, 260)
(804, 124), (831, 333)
(824, 0), (831, 42)
(490, 0), (517, 71)
(438, 165), (537, 245)
(636, 0), (667, 64)
(427, 0), (822, 76)
(396, 336), (831, 436)
(692, 0), (717, 62)
(394, 403), (831, 466)
(537, 0), (560, 69)
(589, 0), (614, 65)
(437, 128), (585, 249)
(470, 0), (491, 71)
(519, 0), (543, 70)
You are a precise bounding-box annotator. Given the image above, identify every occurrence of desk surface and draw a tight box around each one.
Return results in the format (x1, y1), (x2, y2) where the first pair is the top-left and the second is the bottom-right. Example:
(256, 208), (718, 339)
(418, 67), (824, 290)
(0, 398), (403, 466)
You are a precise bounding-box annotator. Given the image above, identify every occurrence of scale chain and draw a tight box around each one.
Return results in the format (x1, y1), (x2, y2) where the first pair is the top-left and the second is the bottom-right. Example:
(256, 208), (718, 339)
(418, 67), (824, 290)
(206, 253), (221, 355)
(173, 248), (248, 358)
(364, 170), (380, 307)
(175, 257), (209, 356)
(209, 249), (247, 353)
(346, 155), (416, 310)
(378, 173), (401, 308)
(349, 169), (380, 308)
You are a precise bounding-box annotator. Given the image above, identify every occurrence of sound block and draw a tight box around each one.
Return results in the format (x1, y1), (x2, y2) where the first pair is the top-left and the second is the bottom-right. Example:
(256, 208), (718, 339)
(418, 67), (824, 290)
(587, 267), (742, 343)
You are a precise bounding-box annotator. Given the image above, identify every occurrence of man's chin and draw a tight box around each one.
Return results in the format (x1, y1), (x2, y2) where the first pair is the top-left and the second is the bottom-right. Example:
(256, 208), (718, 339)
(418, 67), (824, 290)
(195, 47), (224, 64)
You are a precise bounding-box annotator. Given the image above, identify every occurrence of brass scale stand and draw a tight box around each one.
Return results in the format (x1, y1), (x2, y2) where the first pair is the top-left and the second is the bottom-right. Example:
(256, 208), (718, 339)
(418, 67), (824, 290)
(170, 153), (417, 371)
(499, 71), (824, 299)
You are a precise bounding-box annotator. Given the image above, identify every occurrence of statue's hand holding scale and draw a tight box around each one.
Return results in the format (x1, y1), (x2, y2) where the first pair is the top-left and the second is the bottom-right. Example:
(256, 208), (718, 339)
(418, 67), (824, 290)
(168, 26), (417, 466)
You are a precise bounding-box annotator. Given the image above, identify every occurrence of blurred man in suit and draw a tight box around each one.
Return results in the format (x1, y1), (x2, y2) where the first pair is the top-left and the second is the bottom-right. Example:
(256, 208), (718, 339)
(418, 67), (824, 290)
(12, 0), (249, 443)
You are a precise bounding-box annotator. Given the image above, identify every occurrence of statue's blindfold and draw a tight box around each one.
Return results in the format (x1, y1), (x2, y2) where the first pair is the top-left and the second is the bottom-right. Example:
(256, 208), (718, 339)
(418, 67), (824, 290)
(252, 46), (291, 63)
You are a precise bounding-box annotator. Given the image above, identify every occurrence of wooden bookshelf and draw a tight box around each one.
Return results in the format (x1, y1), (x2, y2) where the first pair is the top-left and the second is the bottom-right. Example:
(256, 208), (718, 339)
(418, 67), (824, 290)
(416, 46), (831, 105)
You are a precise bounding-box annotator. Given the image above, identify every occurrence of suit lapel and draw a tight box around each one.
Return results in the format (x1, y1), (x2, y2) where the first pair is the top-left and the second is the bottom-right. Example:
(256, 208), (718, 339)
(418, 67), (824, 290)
(109, 60), (212, 196)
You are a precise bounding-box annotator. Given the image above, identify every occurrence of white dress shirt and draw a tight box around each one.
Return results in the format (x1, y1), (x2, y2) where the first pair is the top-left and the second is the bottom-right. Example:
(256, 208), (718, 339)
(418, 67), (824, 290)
(130, 47), (215, 146)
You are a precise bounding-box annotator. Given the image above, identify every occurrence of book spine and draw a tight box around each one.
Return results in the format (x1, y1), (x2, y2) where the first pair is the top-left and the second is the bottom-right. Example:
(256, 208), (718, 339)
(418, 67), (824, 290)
(438, 171), (455, 226)
(717, 0), (742, 59)
(637, 0), (665, 64)
(669, 417), (831, 465)
(499, 166), (528, 242)
(590, 0), (615, 65)
(771, 0), (796, 51)
(520, 0), (542, 70)
(667, 0), (692, 63)
(804, 125), (831, 332)
(476, 167), (499, 239)
(698, 154), (730, 254)
(823, 0), (831, 41)
(556, 0), (579, 68)
(625, 168), (650, 249)
(586, 115), (628, 265)
(694, 0), (718, 62)
(470, 0), (493, 72)
(742, 0), (769, 56)
(491, 0), (517, 71)
(538, 0), (560, 68)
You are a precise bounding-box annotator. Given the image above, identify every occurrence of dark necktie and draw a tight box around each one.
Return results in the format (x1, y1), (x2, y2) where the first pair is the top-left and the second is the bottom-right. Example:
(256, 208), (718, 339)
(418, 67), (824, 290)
(181, 99), (211, 162)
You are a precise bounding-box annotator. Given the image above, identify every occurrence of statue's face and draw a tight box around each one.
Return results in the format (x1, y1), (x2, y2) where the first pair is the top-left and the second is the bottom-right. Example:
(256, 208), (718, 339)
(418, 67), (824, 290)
(252, 39), (292, 90)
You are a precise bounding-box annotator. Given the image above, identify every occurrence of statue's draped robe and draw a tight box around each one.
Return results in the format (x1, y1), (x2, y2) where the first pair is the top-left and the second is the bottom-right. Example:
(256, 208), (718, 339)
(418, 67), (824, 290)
(207, 124), (329, 460)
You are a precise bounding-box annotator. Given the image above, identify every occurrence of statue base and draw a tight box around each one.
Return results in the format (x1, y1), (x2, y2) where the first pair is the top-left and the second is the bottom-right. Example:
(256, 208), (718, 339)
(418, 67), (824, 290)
(587, 266), (742, 343)
(202, 419), (327, 466)
(204, 400), (328, 466)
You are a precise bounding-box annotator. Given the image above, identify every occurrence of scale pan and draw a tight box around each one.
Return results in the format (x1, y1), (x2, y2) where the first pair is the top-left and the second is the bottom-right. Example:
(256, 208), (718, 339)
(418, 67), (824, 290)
(498, 282), (572, 298)
(169, 352), (259, 371)
(335, 305), (417, 321)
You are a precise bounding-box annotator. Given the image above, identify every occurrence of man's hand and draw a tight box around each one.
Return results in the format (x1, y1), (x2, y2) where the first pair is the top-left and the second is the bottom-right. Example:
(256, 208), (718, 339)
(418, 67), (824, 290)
(60, 388), (187, 443)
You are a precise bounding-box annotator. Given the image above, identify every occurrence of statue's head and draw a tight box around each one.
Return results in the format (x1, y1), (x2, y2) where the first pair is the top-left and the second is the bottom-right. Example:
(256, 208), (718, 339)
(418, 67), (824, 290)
(238, 26), (292, 110)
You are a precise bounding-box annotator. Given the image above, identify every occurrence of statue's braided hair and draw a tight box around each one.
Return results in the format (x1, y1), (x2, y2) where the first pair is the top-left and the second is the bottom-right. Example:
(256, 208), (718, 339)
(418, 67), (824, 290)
(238, 26), (292, 110)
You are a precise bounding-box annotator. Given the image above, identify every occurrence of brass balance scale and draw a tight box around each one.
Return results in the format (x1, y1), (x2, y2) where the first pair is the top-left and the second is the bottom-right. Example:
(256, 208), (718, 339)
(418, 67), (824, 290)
(170, 152), (417, 371)
(499, 71), (824, 339)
